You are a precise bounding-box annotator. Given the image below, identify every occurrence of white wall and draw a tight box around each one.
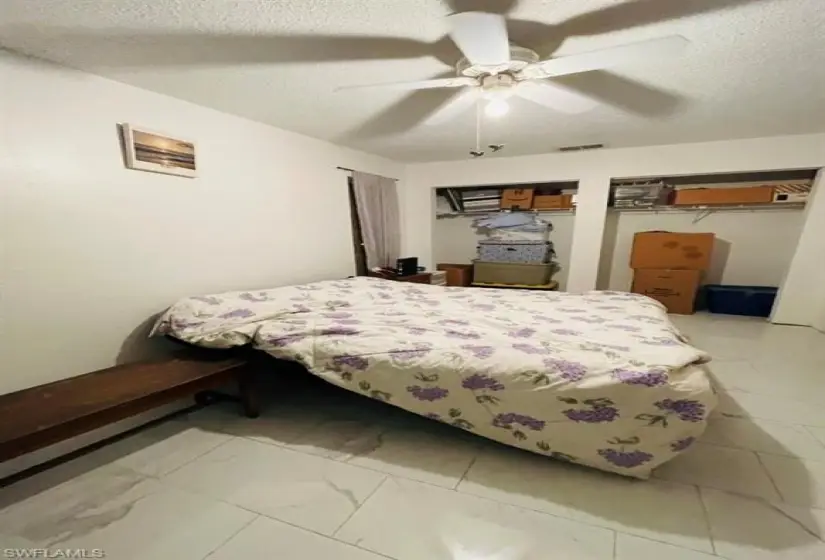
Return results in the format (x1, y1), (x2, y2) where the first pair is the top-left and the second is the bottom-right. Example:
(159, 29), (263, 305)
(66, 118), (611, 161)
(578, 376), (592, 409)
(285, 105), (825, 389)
(433, 214), (575, 290)
(403, 134), (824, 322)
(0, 50), (403, 394)
(600, 209), (806, 291)
(815, 299), (825, 333)
(773, 171), (825, 326)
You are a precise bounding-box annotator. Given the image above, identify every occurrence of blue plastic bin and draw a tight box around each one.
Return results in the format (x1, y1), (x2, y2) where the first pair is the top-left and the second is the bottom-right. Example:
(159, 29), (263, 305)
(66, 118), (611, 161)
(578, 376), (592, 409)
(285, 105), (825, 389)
(704, 285), (778, 317)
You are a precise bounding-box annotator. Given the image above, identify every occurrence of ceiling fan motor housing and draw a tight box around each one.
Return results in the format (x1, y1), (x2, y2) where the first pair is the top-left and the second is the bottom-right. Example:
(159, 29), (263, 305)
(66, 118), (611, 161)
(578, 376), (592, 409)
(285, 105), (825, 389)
(479, 73), (517, 99)
(456, 44), (540, 78)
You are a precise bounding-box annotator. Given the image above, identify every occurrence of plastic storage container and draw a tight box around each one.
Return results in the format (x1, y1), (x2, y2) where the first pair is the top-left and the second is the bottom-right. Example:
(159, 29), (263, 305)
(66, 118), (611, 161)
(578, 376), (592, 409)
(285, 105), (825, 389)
(477, 240), (554, 264)
(704, 285), (778, 317)
(473, 261), (555, 285)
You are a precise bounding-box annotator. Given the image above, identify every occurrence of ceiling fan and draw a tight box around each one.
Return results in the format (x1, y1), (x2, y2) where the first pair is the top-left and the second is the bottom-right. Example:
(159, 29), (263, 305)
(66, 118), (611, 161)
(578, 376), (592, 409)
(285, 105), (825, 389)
(337, 11), (688, 123)
(1, 0), (763, 137)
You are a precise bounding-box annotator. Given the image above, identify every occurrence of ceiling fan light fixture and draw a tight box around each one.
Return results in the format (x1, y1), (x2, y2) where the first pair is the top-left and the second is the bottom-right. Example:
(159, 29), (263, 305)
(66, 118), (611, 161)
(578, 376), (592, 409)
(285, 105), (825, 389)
(485, 98), (509, 117)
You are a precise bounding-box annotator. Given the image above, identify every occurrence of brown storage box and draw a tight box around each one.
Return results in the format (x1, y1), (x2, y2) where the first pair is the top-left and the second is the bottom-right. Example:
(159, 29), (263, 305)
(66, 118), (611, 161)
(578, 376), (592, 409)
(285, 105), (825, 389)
(674, 186), (774, 206)
(436, 263), (473, 287)
(533, 194), (573, 210)
(631, 269), (701, 315)
(500, 188), (535, 210)
(630, 231), (715, 271)
(473, 261), (553, 286)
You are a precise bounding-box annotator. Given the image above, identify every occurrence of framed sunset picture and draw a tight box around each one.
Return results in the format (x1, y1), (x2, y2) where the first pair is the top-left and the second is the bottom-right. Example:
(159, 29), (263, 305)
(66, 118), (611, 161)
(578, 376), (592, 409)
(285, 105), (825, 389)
(121, 124), (197, 178)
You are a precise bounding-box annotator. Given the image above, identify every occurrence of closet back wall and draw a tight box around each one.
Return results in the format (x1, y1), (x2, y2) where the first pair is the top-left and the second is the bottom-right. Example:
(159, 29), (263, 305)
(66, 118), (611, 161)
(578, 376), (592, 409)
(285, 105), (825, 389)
(599, 209), (805, 291)
(433, 215), (574, 290)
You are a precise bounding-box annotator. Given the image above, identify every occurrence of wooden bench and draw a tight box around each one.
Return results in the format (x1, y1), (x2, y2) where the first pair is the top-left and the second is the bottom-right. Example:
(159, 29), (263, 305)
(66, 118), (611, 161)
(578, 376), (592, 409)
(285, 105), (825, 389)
(0, 352), (258, 463)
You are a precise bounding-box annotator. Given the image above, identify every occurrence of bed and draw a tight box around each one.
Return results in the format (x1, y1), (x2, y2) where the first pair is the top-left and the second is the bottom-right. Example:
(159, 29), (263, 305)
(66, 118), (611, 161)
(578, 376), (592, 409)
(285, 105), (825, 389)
(152, 276), (716, 478)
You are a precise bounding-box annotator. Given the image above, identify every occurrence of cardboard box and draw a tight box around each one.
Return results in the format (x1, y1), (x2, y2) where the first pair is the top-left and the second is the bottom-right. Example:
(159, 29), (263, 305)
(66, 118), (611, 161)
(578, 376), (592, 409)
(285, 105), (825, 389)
(631, 269), (702, 315)
(533, 194), (573, 210)
(773, 183), (811, 203)
(630, 231), (715, 271)
(673, 185), (774, 206)
(500, 188), (535, 210)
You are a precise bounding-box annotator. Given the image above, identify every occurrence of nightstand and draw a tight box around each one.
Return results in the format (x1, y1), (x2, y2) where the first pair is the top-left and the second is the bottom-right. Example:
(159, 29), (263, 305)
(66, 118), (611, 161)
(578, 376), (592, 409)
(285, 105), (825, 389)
(395, 272), (432, 284)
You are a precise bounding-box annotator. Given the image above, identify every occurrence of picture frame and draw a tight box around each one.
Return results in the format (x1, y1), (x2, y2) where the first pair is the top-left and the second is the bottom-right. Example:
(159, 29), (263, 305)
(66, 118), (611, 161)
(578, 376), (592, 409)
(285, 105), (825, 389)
(120, 124), (197, 178)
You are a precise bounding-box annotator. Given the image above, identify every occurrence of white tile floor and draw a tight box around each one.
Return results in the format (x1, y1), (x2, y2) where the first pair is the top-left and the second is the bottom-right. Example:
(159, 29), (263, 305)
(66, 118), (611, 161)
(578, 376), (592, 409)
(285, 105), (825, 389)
(2, 313), (825, 559)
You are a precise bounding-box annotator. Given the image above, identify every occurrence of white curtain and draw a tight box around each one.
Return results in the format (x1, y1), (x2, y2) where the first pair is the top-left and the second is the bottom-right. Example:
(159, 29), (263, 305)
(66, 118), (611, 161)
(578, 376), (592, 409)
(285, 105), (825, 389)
(352, 171), (401, 270)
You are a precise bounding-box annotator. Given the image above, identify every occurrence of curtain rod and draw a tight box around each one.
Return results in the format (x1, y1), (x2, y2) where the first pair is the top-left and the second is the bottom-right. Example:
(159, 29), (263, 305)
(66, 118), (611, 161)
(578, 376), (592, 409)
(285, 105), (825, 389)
(336, 166), (399, 181)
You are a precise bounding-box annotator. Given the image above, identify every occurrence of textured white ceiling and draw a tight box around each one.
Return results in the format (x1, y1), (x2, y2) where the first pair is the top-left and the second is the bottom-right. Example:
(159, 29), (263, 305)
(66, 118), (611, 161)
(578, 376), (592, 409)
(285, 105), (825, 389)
(2, 0), (824, 161)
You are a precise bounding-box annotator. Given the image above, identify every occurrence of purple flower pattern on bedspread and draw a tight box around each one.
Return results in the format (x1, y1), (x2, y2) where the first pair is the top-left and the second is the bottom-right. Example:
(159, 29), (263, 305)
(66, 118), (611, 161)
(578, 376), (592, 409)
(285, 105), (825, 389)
(612, 368), (668, 387)
(551, 329), (582, 336)
(462, 374), (504, 391)
(320, 326), (360, 337)
(331, 355), (370, 371)
(265, 333), (308, 347)
(438, 319), (470, 326)
(564, 406), (620, 423)
(493, 413), (546, 431)
(507, 328), (537, 338)
(407, 386), (449, 401)
(598, 448), (653, 468)
(444, 329), (481, 340)
(512, 343), (551, 355)
(155, 276), (715, 478)
(544, 359), (587, 382)
(389, 347), (432, 360)
(461, 345), (495, 359)
(219, 308), (255, 319)
(655, 399), (706, 422)
(640, 336), (681, 347)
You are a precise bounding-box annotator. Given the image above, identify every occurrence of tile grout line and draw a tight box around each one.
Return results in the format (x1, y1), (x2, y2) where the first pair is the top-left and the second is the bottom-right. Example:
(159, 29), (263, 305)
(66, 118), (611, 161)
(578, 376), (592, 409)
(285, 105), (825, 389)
(695, 437), (825, 462)
(801, 425), (825, 452)
(157, 434), (238, 479)
(163, 421), (749, 556)
(330, 474), (390, 539)
(210, 496), (398, 560)
(694, 484), (718, 556)
(190, 488), (397, 557)
(754, 451), (784, 501)
(200, 513), (259, 560)
(188, 422), (475, 493)
(452, 453), (480, 490)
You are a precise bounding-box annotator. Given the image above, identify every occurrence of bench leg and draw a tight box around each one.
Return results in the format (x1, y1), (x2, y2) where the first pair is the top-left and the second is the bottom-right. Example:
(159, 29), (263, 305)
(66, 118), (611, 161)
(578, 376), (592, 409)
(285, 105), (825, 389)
(237, 370), (260, 419)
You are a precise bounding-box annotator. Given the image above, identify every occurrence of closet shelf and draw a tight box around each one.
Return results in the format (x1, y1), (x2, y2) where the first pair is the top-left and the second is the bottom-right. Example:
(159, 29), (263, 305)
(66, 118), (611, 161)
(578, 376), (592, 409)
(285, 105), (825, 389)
(609, 203), (805, 213)
(436, 209), (577, 218)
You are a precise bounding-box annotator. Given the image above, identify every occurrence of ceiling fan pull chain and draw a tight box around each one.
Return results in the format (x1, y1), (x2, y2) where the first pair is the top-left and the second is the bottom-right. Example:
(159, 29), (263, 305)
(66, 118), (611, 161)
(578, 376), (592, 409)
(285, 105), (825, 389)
(476, 99), (481, 151)
(470, 99), (485, 158)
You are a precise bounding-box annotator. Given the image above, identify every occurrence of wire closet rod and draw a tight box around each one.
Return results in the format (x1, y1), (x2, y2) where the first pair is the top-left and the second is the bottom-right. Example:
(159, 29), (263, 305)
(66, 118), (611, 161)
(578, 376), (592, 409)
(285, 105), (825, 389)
(336, 166), (399, 181)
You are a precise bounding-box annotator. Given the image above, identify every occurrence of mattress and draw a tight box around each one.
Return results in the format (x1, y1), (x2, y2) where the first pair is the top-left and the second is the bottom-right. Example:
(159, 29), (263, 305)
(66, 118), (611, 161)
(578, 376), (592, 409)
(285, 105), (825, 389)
(153, 277), (716, 478)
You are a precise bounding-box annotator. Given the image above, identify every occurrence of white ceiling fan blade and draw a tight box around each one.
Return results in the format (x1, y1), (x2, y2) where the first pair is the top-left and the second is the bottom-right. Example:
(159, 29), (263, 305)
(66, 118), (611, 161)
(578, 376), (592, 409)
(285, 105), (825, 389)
(336, 77), (475, 92)
(536, 35), (689, 78)
(447, 12), (511, 66)
(422, 88), (481, 126)
(514, 81), (598, 114)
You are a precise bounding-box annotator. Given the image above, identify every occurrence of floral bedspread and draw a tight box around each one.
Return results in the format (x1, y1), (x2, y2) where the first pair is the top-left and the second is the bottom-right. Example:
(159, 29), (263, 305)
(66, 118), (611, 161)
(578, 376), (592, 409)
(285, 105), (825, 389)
(153, 277), (716, 478)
